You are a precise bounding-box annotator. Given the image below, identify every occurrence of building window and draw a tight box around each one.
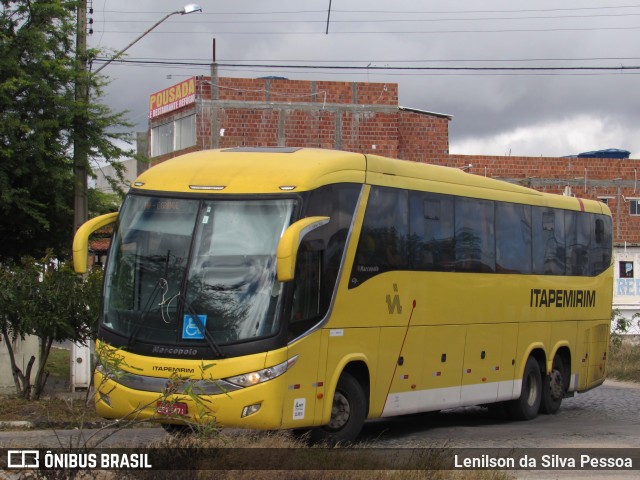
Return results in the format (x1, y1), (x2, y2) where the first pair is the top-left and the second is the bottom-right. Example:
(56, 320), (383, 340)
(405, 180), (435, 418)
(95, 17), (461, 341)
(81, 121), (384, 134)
(151, 122), (174, 157)
(630, 199), (640, 216)
(175, 115), (196, 151)
(151, 114), (196, 157)
(620, 261), (634, 278)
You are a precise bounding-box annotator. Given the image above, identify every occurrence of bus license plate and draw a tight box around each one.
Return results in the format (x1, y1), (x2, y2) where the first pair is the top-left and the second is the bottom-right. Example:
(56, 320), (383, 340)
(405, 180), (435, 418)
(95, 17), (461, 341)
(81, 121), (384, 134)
(156, 401), (188, 416)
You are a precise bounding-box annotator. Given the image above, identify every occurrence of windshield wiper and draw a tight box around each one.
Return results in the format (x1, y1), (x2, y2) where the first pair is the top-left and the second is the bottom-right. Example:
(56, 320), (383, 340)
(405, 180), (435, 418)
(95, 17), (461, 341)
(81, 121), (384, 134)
(125, 278), (167, 349)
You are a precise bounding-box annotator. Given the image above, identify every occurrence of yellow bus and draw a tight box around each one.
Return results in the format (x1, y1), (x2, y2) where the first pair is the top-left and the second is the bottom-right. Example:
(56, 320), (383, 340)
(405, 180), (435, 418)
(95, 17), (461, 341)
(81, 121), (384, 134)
(74, 147), (613, 443)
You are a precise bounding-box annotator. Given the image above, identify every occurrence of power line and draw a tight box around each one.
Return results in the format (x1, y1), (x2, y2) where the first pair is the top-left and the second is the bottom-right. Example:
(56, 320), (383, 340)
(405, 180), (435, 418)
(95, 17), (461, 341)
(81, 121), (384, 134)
(100, 5), (640, 15)
(93, 24), (640, 35)
(98, 12), (640, 25)
(119, 56), (640, 64)
(92, 58), (640, 72)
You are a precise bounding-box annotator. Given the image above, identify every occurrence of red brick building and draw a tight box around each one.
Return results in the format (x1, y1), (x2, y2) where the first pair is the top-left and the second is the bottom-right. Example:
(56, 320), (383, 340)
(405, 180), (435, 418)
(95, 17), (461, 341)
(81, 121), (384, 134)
(149, 74), (451, 165)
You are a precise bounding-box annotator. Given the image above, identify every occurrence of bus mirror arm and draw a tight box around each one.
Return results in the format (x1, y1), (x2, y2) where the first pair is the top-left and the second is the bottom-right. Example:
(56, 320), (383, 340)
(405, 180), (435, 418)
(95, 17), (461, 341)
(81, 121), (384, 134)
(72, 212), (119, 274)
(276, 216), (330, 282)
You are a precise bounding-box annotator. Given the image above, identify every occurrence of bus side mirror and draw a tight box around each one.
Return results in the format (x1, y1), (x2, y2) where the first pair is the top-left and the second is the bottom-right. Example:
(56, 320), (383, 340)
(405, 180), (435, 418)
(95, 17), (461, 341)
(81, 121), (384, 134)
(276, 216), (329, 282)
(72, 212), (119, 274)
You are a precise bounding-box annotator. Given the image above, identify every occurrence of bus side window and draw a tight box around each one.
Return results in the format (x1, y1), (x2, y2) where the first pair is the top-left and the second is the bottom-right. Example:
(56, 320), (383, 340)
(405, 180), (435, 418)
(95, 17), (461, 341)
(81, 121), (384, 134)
(566, 211), (591, 276)
(454, 197), (495, 273)
(533, 207), (566, 275)
(589, 215), (612, 275)
(351, 186), (408, 285)
(495, 203), (532, 274)
(409, 192), (454, 271)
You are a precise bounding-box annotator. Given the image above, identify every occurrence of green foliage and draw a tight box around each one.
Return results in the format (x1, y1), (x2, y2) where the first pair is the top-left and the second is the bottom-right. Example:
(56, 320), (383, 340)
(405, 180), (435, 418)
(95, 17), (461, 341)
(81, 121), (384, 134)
(610, 309), (640, 348)
(0, 1), (135, 261)
(0, 254), (103, 399)
(88, 188), (121, 216)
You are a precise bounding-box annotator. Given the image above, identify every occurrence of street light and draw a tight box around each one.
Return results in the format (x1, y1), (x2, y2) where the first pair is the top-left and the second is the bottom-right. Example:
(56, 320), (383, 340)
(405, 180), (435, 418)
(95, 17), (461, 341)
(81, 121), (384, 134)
(94, 4), (202, 74)
(73, 4), (202, 233)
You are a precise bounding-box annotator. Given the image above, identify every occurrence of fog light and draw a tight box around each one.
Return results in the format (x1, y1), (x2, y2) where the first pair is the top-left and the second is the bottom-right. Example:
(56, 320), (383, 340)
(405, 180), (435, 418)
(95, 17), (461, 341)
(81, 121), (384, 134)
(241, 403), (262, 418)
(99, 392), (112, 407)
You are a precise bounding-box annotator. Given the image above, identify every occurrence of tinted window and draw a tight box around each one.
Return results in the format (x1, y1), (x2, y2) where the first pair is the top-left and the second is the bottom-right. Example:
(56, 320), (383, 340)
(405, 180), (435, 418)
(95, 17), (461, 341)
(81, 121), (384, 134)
(566, 211), (591, 276)
(590, 215), (612, 275)
(349, 187), (611, 288)
(496, 203), (532, 274)
(533, 208), (565, 275)
(454, 198), (495, 273)
(288, 184), (360, 338)
(409, 192), (455, 271)
(351, 186), (408, 285)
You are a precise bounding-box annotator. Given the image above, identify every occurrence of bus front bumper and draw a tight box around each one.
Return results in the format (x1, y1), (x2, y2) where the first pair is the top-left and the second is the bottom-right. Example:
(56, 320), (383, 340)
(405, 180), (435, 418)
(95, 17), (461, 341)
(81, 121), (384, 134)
(93, 369), (287, 430)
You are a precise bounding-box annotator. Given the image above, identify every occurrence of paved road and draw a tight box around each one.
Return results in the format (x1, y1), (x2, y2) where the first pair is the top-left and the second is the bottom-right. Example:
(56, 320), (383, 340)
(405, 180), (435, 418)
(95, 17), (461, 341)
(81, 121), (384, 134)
(361, 379), (640, 448)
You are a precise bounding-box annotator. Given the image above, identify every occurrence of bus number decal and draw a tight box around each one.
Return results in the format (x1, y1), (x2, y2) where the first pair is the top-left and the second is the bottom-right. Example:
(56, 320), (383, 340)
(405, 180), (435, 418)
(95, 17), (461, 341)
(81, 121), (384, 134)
(293, 398), (306, 420)
(386, 283), (403, 314)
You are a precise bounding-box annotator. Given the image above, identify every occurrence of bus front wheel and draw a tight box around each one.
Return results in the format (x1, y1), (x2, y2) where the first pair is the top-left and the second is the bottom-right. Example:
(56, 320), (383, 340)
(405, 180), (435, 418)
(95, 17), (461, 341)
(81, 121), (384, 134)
(311, 372), (366, 445)
(506, 356), (542, 421)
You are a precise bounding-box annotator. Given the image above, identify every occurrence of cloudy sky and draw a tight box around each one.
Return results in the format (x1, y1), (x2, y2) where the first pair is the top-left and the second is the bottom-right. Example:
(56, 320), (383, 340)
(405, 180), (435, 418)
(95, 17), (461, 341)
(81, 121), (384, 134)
(89, 0), (640, 158)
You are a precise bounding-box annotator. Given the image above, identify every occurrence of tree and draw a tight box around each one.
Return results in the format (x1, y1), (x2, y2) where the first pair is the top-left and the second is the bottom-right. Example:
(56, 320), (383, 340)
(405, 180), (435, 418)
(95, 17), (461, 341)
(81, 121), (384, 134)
(0, 255), (102, 399)
(0, 0), (134, 262)
(88, 187), (121, 217)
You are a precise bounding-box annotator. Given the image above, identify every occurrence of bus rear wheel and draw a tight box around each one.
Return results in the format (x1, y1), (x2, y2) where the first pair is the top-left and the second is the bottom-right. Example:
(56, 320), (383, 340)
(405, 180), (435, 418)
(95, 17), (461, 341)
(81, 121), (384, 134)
(310, 372), (366, 445)
(506, 356), (542, 421)
(540, 355), (567, 415)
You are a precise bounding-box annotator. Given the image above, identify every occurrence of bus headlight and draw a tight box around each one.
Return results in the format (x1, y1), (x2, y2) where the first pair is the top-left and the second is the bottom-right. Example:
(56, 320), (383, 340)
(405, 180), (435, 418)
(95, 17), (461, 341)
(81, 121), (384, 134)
(225, 355), (298, 388)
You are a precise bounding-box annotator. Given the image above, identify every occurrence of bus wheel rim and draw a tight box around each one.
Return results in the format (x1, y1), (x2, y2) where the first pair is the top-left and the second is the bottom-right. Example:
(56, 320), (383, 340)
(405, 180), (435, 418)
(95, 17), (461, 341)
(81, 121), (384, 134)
(549, 369), (563, 400)
(526, 372), (538, 406)
(328, 391), (351, 430)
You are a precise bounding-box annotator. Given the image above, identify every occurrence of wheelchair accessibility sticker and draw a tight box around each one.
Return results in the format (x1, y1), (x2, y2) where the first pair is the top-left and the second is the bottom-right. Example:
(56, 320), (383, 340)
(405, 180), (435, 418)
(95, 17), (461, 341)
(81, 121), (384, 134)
(182, 314), (207, 340)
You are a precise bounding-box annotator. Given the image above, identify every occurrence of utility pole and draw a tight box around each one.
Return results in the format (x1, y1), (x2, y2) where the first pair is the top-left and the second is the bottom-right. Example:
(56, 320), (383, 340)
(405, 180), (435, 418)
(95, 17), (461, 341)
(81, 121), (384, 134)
(73, 0), (89, 232)
(72, 3), (201, 232)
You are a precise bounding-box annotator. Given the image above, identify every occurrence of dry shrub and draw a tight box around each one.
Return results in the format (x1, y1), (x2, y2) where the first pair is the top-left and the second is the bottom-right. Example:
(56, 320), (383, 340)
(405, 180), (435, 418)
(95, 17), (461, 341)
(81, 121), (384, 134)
(607, 336), (640, 383)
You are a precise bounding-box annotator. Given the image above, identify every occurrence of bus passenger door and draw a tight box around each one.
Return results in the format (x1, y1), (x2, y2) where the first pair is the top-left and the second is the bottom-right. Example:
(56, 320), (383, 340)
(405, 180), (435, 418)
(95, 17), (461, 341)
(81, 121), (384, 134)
(280, 329), (324, 429)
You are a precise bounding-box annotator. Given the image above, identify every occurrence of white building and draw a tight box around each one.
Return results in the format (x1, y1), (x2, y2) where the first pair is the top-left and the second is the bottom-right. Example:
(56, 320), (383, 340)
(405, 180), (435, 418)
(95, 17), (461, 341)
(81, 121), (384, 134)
(613, 247), (640, 333)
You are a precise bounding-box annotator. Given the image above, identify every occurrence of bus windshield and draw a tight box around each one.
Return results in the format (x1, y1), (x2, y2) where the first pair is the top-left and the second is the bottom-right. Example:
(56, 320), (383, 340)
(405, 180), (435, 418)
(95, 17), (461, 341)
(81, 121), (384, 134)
(102, 195), (296, 348)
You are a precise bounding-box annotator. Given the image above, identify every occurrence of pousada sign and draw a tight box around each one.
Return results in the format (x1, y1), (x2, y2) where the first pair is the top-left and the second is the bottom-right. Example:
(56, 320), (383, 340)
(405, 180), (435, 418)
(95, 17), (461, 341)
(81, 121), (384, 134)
(149, 77), (196, 119)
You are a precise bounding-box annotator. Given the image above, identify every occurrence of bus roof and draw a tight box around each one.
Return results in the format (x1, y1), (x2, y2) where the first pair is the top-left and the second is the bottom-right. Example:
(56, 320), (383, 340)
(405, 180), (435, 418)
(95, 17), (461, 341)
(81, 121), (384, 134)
(135, 147), (366, 194)
(133, 148), (608, 215)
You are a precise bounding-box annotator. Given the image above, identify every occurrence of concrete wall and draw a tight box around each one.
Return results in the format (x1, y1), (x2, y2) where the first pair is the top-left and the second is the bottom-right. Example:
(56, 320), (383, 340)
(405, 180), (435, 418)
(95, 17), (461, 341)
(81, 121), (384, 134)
(0, 335), (40, 392)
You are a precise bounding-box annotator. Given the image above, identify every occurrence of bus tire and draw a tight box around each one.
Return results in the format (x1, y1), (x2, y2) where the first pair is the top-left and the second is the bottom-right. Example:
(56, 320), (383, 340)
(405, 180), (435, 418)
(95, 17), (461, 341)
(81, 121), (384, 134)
(506, 356), (542, 421)
(310, 372), (366, 445)
(540, 354), (567, 415)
